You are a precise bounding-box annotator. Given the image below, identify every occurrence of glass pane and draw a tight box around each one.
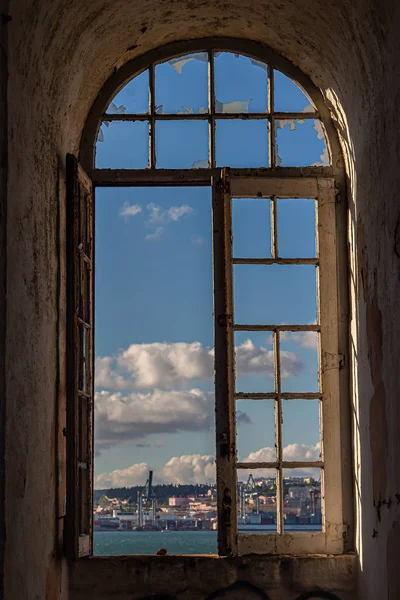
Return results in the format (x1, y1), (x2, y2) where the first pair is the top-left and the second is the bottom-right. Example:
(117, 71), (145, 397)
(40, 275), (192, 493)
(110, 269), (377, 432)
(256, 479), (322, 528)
(156, 120), (209, 168)
(214, 52), (268, 113)
(106, 70), (149, 114)
(235, 331), (274, 393)
(274, 70), (315, 113)
(237, 470), (277, 532)
(94, 186), (217, 554)
(216, 119), (269, 168)
(96, 121), (149, 169)
(277, 198), (316, 258)
(280, 331), (319, 392)
(282, 469), (322, 532)
(232, 198), (271, 258)
(236, 399), (275, 462)
(282, 400), (320, 456)
(275, 119), (329, 167)
(155, 52), (209, 114)
(233, 264), (317, 324)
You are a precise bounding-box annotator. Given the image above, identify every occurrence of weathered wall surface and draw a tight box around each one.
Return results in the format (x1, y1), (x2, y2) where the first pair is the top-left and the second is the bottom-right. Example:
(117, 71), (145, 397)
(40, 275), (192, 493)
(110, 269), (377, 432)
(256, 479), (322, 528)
(0, 2), (8, 599)
(4, 0), (400, 599)
(70, 555), (357, 600)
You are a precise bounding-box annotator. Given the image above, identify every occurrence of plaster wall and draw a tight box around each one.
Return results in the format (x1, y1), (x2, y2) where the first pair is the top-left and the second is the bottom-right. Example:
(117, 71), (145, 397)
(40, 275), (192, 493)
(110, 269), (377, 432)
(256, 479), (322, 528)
(3, 0), (400, 599)
(0, 2), (8, 599)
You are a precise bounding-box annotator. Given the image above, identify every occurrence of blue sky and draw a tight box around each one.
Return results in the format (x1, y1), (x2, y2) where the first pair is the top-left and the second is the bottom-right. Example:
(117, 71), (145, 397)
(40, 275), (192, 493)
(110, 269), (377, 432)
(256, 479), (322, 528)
(93, 52), (328, 488)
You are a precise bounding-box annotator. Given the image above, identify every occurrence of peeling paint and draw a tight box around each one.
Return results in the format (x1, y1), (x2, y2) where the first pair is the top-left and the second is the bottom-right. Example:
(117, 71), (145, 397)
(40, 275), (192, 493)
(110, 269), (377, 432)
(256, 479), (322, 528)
(358, 219), (388, 504)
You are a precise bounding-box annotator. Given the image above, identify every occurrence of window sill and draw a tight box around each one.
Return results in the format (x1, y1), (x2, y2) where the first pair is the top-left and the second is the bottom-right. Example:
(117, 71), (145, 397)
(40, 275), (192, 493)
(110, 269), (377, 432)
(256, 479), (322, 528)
(70, 552), (357, 600)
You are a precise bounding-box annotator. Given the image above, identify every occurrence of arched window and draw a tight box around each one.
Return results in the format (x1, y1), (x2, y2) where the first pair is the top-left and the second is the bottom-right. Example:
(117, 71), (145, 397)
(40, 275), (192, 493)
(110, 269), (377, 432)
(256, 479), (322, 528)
(67, 39), (350, 559)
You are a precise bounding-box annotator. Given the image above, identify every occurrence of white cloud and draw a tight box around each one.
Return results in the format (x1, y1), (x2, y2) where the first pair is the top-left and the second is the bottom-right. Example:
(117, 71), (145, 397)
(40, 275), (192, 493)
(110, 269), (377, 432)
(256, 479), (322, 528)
(282, 442), (321, 461)
(120, 202), (142, 218)
(236, 339), (300, 379)
(145, 202), (193, 240)
(95, 387), (215, 451)
(116, 341), (213, 388)
(95, 462), (150, 489)
(281, 330), (319, 350)
(238, 443), (321, 480)
(95, 340), (302, 390)
(145, 226), (164, 240)
(94, 444), (321, 488)
(162, 454), (216, 485)
(146, 202), (193, 224)
(95, 356), (128, 389)
(297, 331), (319, 349)
(167, 205), (193, 221)
(244, 443), (320, 463)
(94, 454), (216, 489)
(191, 234), (205, 245)
(147, 203), (164, 224)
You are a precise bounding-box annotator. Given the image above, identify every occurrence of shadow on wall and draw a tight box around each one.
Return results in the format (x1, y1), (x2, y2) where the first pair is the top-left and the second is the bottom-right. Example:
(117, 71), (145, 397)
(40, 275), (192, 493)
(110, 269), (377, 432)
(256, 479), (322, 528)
(138, 583), (342, 599)
(205, 581), (269, 599)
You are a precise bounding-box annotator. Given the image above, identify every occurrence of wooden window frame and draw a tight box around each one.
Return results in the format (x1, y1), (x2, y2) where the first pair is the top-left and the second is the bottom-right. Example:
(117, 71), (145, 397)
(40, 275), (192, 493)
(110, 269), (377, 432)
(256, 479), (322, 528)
(67, 38), (352, 559)
(214, 172), (344, 555)
(66, 154), (94, 559)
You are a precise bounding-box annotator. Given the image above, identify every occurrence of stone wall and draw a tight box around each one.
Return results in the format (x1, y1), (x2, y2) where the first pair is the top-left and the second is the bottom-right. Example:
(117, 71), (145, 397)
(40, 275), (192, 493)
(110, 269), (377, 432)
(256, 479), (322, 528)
(70, 555), (357, 600)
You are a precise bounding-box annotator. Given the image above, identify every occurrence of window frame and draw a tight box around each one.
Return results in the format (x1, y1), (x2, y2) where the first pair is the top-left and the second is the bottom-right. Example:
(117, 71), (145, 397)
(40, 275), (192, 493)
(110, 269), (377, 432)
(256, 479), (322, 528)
(70, 37), (352, 559)
(216, 173), (344, 555)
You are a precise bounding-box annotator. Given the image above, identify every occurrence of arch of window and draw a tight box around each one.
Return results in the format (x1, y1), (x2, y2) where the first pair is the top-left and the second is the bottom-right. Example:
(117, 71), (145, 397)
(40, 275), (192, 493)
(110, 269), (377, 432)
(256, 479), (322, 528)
(69, 38), (351, 560)
(80, 38), (342, 174)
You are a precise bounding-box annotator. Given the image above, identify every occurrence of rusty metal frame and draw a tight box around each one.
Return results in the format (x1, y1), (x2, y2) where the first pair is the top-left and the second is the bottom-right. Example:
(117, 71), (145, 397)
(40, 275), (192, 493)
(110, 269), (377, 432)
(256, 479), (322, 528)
(76, 37), (352, 557)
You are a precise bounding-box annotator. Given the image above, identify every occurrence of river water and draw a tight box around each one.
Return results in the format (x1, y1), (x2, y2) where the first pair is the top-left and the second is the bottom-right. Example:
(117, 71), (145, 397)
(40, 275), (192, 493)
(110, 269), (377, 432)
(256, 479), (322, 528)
(94, 525), (321, 555)
(94, 530), (218, 555)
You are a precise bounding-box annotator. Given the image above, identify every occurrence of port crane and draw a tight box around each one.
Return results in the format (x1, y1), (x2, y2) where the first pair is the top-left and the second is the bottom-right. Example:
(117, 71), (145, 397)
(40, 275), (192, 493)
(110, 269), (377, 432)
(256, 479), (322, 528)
(137, 470), (157, 528)
(238, 474), (260, 521)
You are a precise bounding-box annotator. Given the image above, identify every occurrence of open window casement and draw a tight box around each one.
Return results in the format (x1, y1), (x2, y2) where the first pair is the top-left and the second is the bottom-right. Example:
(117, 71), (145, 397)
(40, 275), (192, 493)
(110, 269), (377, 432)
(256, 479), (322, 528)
(64, 162), (345, 558)
(214, 170), (344, 555)
(66, 154), (94, 559)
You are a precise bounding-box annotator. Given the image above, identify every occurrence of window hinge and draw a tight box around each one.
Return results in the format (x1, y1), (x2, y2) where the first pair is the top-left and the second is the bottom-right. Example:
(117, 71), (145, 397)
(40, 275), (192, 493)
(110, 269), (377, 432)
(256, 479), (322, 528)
(322, 352), (345, 371)
(216, 171), (231, 196)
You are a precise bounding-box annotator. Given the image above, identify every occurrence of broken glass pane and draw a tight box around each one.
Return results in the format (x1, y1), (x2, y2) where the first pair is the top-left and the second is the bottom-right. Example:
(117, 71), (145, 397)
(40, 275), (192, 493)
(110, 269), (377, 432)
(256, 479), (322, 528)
(95, 120), (149, 169)
(214, 52), (268, 113)
(277, 198), (316, 258)
(155, 52), (208, 114)
(237, 471), (277, 532)
(106, 70), (149, 115)
(236, 399), (275, 462)
(282, 400), (320, 454)
(274, 70), (315, 113)
(156, 120), (208, 168)
(280, 332), (319, 393)
(282, 468), (322, 532)
(234, 331), (275, 393)
(216, 119), (268, 168)
(232, 198), (271, 258)
(233, 264), (317, 325)
(274, 119), (329, 166)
